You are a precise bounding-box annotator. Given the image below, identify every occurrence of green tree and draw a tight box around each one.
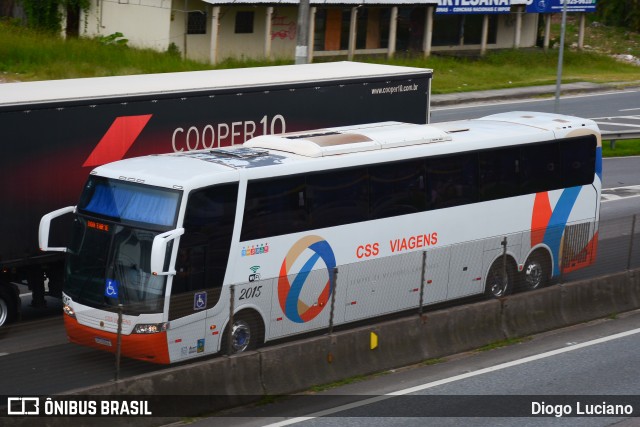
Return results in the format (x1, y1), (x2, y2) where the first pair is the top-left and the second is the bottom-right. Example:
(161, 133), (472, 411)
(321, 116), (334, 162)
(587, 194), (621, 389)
(595, 0), (640, 32)
(19, 0), (89, 33)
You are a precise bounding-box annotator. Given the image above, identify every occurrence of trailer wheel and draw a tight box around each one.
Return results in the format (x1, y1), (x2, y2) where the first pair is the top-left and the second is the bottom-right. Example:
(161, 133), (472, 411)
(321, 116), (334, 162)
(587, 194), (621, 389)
(222, 310), (264, 354)
(0, 288), (17, 328)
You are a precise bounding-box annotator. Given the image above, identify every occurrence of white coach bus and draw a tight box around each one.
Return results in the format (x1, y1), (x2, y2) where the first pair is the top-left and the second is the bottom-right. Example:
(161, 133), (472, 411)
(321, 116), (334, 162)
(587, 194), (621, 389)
(40, 111), (601, 364)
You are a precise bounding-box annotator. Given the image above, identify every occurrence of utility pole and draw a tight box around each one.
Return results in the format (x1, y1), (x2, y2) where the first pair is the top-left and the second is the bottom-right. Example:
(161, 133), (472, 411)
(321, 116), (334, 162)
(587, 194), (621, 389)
(295, 0), (310, 64)
(554, 0), (568, 113)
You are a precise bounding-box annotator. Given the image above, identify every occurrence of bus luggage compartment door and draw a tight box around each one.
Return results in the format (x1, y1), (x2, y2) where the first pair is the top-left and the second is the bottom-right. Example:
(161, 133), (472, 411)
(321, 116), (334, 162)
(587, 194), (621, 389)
(343, 252), (423, 323)
(447, 240), (486, 299)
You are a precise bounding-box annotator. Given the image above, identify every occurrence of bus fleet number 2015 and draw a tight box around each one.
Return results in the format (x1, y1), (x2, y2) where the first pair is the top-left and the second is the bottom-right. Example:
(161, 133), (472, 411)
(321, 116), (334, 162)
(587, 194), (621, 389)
(239, 286), (262, 300)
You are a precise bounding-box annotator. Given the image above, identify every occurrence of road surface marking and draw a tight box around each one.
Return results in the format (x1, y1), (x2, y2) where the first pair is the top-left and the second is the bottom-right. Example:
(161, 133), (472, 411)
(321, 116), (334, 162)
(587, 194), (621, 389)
(601, 184), (640, 203)
(591, 115), (640, 120)
(594, 122), (640, 129)
(264, 327), (640, 426)
(432, 89), (640, 111)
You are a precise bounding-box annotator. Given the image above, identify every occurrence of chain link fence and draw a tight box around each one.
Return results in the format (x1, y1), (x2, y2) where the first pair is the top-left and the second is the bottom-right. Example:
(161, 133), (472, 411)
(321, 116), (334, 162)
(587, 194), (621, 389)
(218, 213), (640, 357)
(563, 214), (640, 282)
(96, 212), (640, 368)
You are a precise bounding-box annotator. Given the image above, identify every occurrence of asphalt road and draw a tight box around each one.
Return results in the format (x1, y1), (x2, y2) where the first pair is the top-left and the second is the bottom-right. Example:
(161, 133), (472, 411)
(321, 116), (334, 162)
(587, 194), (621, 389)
(193, 310), (640, 427)
(431, 89), (640, 130)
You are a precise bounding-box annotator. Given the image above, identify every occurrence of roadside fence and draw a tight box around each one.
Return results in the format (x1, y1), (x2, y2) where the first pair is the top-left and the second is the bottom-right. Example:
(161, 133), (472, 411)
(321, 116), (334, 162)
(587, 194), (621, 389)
(215, 211), (640, 357)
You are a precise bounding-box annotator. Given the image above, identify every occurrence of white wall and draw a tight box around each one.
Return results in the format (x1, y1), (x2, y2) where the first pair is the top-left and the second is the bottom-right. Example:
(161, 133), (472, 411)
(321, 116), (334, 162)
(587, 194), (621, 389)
(212, 6), (296, 60)
(217, 6), (266, 60)
(267, 7), (298, 59)
(168, 0), (211, 61)
(495, 11), (538, 48)
(81, 0), (172, 51)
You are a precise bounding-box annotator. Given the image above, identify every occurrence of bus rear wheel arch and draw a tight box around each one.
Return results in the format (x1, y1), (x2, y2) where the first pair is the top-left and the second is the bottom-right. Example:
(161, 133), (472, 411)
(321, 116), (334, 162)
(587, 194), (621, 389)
(485, 256), (517, 299)
(222, 309), (265, 354)
(521, 250), (552, 292)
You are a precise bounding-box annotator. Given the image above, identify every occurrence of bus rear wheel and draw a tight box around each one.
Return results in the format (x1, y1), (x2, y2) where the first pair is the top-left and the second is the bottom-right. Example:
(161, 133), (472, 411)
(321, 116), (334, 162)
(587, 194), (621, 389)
(223, 311), (264, 354)
(521, 252), (550, 291)
(485, 258), (515, 298)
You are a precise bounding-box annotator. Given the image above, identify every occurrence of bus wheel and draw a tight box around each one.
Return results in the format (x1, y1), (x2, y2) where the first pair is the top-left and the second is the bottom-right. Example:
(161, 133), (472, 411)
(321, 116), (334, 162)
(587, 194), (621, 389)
(485, 258), (514, 298)
(223, 311), (263, 354)
(0, 295), (8, 328)
(522, 252), (550, 291)
(0, 287), (17, 328)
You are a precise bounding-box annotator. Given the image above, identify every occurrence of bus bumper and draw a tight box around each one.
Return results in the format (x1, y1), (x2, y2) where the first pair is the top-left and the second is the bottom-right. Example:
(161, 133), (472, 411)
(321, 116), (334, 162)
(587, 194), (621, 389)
(64, 315), (170, 364)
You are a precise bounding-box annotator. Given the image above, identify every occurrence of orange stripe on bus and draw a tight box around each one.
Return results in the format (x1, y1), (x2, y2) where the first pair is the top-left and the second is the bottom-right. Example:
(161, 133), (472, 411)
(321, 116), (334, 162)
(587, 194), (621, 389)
(531, 192), (552, 247)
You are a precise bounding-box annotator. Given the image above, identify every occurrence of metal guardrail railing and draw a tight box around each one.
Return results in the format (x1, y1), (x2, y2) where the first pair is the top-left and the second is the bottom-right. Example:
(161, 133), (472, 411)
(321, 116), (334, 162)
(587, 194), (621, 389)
(601, 130), (640, 149)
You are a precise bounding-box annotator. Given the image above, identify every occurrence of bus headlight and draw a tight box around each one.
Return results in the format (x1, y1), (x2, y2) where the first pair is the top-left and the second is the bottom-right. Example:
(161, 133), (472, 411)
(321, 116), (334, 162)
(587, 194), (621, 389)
(133, 322), (169, 334)
(62, 304), (76, 318)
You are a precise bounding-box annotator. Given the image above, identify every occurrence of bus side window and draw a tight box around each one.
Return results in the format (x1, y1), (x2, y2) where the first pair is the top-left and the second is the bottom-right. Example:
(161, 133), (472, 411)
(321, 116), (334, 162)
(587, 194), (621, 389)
(370, 159), (427, 219)
(426, 153), (478, 209)
(174, 245), (205, 294)
(479, 147), (519, 202)
(242, 175), (307, 241)
(307, 167), (368, 229)
(561, 136), (596, 188)
(172, 183), (238, 308)
(520, 142), (561, 195)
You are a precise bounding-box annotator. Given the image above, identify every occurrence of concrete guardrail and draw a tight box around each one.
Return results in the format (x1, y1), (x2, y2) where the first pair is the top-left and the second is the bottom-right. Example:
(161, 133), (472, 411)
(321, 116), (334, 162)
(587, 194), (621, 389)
(4, 269), (640, 427)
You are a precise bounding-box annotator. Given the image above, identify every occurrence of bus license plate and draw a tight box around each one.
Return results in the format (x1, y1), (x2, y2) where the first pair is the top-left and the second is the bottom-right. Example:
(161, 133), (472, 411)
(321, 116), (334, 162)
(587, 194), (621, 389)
(95, 337), (112, 347)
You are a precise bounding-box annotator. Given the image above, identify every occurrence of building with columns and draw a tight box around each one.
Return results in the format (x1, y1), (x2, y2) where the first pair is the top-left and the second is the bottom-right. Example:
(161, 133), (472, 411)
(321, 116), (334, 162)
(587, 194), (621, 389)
(79, 0), (596, 64)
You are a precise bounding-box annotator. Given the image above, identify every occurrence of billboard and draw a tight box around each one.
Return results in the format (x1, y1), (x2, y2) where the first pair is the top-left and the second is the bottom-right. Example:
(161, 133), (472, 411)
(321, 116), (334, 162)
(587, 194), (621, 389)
(435, 0), (513, 14)
(526, 0), (597, 13)
(435, 0), (597, 14)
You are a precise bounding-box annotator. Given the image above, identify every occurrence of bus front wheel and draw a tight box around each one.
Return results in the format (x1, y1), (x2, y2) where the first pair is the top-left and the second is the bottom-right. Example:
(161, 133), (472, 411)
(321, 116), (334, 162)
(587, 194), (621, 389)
(222, 311), (264, 354)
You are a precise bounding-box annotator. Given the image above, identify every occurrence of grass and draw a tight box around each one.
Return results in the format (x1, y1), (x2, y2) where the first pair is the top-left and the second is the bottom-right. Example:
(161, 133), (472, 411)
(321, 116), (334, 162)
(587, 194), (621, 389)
(1, 16), (639, 93)
(362, 49), (639, 94)
(602, 139), (640, 157)
(474, 337), (530, 352)
(307, 372), (388, 393)
(304, 357), (444, 393)
(564, 18), (640, 58)
(0, 20), (291, 81)
(419, 357), (445, 366)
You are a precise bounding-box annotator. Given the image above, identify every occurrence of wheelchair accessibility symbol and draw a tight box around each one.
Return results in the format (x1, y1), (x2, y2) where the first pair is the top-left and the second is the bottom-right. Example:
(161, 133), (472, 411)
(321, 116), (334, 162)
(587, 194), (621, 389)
(104, 279), (119, 299)
(194, 291), (207, 311)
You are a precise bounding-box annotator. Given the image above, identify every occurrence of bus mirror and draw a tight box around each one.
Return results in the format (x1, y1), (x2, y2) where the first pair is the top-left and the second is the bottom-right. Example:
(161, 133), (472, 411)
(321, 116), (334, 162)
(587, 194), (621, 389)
(39, 206), (76, 252)
(150, 228), (185, 276)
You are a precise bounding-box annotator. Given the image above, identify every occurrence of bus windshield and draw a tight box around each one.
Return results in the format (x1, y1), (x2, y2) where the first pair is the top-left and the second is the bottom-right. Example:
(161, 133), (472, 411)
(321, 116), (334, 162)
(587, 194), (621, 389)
(78, 176), (180, 227)
(64, 177), (182, 314)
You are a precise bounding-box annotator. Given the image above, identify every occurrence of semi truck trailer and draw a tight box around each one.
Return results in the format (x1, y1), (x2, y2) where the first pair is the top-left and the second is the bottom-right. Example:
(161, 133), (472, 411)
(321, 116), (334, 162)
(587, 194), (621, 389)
(0, 61), (432, 327)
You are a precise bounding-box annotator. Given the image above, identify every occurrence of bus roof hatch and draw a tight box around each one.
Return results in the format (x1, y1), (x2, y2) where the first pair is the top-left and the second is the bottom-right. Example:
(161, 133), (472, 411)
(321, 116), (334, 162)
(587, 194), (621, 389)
(245, 122), (451, 158)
